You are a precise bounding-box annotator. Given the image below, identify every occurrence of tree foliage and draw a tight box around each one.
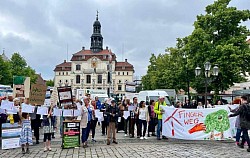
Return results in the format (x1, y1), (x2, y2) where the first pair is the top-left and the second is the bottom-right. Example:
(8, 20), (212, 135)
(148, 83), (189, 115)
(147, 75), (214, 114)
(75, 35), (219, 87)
(142, 0), (250, 94)
(46, 79), (54, 87)
(0, 52), (37, 85)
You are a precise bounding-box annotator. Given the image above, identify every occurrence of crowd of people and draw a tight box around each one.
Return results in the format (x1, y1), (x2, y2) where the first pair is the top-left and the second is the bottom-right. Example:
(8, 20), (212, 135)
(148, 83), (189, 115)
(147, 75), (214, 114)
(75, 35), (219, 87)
(1, 94), (250, 153)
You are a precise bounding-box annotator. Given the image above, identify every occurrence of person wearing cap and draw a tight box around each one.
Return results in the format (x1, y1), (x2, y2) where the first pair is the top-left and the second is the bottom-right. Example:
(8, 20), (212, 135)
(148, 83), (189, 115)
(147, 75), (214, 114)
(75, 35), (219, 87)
(105, 100), (119, 145)
(154, 96), (167, 140)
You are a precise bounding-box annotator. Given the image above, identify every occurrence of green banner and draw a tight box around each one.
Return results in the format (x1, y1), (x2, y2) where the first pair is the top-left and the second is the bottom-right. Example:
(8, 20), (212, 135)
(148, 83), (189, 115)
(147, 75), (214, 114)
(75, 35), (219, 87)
(13, 76), (26, 85)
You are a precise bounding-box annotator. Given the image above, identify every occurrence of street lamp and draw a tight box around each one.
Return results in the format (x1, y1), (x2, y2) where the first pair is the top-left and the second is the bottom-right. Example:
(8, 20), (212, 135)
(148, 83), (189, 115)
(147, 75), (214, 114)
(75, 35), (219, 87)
(195, 62), (219, 108)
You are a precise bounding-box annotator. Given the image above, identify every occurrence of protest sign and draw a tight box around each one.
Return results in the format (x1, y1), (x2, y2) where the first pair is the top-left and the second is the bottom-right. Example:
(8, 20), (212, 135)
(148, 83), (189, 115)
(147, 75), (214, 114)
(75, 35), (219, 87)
(62, 121), (80, 148)
(13, 76), (30, 98)
(63, 109), (73, 117)
(162, 107), (236, 140)
(37, 107), (48, 115)
(73, 110), (81, 117)
(1, 123), (22, 150)
(0, 101), (14, 110)
(53, 108), (62, 116)
(21, 104), (35, 113)
(128, 106), (136, 111)
(123, 111), (130, 119)
(95, 111), (104, 122)
(29, 84), (47, 105)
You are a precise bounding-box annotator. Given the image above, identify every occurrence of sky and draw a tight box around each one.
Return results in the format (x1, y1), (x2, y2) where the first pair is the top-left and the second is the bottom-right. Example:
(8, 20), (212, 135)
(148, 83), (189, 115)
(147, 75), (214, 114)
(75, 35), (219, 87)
(0, 0), (250, 80)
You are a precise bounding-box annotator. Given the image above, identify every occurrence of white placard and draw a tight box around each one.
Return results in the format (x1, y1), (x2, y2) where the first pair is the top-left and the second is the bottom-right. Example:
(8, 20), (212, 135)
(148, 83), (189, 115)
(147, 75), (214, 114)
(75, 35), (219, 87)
(95, 111), (104, 122)
(0, 108), (6, 114)
(0, 101), (14, 110)
(76, 103), (82, 110)
(6, 107), (18, 114)
(2, 138), (21, 149)
(123, 111), (130, 119)
(21, 104), (35, 113)
(63, 109), (73, 117)
(73, 110), (81, 116)
(37, 107), (48, 115)
(128, 106), (136, 111)
(53, 108), (62, 116)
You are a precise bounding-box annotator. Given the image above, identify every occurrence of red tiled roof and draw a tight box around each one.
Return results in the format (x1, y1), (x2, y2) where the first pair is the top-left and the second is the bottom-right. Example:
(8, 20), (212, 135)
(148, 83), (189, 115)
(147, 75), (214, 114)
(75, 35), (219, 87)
(71, 49), (116, 61)
(54, 60), (72, 71)
(115, 61), (134, 72)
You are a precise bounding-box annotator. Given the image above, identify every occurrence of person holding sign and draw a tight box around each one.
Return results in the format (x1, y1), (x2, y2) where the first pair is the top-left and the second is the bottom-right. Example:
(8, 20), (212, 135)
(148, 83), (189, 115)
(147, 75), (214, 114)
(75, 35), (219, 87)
(99, 98), (109, 136)
(42, 106), (54, 152)
(80, 100), (89, 148)
(154, 96), (167, 140)
(90, 100), (98, 142)
(105, 100), (119, 145)
(19, 101), (33, 154)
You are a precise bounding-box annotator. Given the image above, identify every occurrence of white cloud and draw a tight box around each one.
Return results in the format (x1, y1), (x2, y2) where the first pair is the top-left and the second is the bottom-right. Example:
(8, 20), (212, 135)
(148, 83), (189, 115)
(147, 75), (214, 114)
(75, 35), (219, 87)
(0, 0), (249, 80)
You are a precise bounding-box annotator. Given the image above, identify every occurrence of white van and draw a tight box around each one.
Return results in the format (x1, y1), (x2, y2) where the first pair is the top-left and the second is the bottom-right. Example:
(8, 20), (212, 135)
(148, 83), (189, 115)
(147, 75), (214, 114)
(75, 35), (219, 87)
(138, 90), (171, 105)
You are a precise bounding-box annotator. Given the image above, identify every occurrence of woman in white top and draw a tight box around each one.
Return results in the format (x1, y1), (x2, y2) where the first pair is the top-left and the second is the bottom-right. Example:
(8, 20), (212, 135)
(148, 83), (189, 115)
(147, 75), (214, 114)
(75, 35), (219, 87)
(197, 102), (204, 109)
(137, 101), (150, 140)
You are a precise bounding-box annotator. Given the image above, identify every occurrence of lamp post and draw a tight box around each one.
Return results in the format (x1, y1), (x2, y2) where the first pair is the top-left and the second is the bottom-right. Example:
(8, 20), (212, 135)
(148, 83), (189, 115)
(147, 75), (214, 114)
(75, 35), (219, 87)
(195, 62), (219, 108)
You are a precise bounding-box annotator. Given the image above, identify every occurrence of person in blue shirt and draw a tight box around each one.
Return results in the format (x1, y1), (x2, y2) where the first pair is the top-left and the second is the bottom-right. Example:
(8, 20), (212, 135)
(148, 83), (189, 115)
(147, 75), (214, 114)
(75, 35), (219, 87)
(95, 96), (102, 110)
(99, 98), (109, 136)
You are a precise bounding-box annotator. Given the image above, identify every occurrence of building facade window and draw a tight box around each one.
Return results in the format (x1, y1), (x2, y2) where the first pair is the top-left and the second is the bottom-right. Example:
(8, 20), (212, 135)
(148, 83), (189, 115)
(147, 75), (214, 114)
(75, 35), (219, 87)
(118, 72), (120, 75)
(76, 64), (81, 71)
(123, 72), (124, 75)
(118, 85), (122, 91)
(98, 75), (102, 84)
(66, 72), (68, 75)
(86, 75), (91, 84)
(107, 65), (109, 70)
(76, 75), (80, 84)
(127, 72), (129, 75)
(62, 72), (64, 75)
(59, 72), (61, 75)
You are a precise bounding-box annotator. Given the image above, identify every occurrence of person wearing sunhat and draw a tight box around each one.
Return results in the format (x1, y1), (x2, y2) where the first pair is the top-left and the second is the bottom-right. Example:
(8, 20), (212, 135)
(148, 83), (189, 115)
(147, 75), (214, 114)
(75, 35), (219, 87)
(154, 96), (167, 140)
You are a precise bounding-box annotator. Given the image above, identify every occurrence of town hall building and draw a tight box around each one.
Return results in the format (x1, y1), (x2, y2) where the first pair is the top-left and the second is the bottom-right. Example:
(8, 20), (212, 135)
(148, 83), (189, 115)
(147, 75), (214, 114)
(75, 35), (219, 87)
(54, 14), (134, 97)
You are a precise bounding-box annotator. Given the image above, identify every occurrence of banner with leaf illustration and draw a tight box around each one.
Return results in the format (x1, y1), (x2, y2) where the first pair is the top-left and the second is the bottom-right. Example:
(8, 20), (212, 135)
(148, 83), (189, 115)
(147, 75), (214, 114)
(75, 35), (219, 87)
(162, 106), (236, 140)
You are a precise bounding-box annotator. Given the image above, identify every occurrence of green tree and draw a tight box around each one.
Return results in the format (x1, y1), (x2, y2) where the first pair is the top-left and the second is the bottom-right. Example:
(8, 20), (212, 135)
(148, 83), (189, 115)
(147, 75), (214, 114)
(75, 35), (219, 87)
(186, 0), (250, 93)
(142, 0), (250, 94)
(46, 79), (54, 87)
(0, 56), (12, 85)
(10, 52), (37, 84)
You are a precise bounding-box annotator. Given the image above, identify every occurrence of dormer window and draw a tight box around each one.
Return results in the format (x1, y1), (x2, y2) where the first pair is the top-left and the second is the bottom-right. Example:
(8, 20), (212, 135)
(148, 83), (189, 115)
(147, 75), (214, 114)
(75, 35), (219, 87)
(122, 66), (125, 70)
(103, 55), (106, 59)
(83, 55), (85, 59)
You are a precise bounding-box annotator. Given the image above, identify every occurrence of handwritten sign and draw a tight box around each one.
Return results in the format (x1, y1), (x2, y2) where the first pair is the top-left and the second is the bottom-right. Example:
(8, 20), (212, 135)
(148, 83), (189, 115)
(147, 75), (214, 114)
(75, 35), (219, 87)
(29, 84), (47, 105)
(162, 106), (236, 140)
(63, 109), (73, 117)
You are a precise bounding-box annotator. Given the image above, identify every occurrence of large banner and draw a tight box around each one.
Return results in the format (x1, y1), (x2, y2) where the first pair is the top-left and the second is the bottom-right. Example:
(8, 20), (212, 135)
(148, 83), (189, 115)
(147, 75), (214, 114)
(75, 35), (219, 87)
(162, 106), (236, 140)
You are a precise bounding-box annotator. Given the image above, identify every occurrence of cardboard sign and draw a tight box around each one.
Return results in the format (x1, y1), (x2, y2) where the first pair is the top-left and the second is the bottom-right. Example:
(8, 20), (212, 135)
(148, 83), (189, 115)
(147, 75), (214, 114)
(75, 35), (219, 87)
(29, 84), (47, 105)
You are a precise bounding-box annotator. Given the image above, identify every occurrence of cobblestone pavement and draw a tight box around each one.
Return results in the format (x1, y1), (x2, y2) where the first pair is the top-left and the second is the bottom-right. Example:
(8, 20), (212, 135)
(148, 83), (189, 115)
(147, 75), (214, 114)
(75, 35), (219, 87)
(1, 128), (250, 158)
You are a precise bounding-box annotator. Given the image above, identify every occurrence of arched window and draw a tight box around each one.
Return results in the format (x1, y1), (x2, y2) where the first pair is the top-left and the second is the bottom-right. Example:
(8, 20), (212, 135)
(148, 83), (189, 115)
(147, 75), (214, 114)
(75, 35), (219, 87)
(76, 75), (80, 84)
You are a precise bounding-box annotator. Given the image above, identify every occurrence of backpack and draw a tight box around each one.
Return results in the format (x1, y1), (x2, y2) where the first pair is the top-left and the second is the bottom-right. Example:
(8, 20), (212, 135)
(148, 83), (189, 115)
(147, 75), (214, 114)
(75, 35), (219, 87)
(243, 104), (250, 121)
